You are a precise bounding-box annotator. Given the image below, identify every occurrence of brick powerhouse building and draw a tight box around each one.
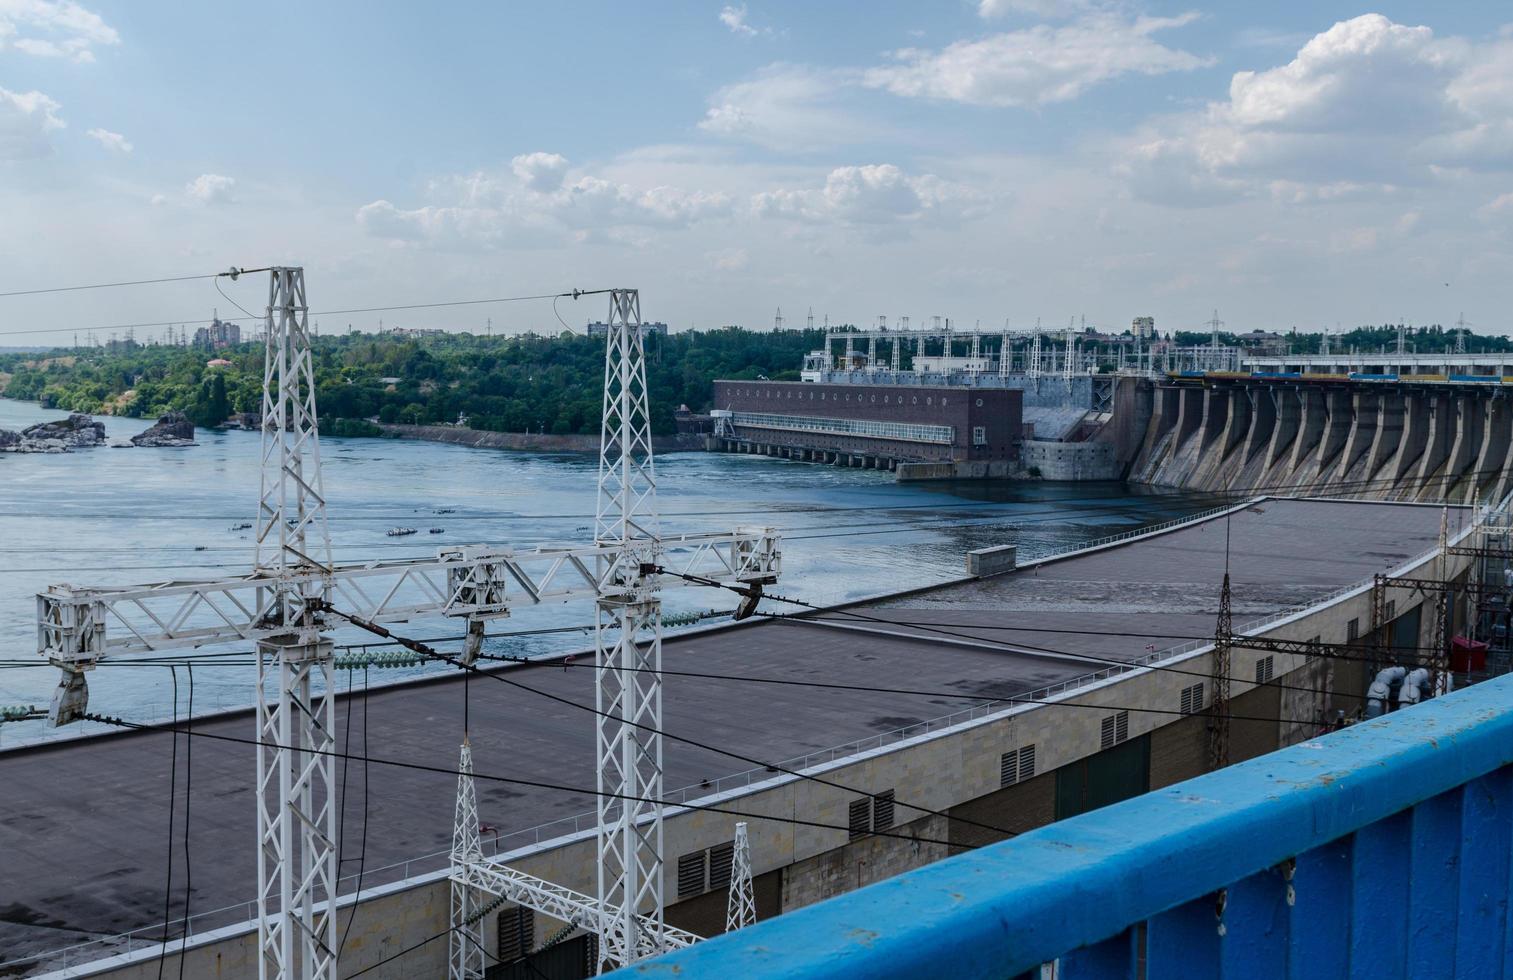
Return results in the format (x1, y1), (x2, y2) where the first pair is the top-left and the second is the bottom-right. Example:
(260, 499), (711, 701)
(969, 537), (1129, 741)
(710, 380), (1022, 469)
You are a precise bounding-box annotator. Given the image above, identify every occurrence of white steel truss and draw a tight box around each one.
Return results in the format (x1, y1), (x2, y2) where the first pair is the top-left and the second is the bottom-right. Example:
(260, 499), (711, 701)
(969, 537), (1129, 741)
(254, 268), (338, 980)
(256, 636), (336, 980)
(594, 288), (667, 972)
(449, 742), (487, 980)
(257, 267), (332, 578)
(448, 743), (700, 972)
(36, 281), (780, 979)
(36, 530), (778, 667)
(725, 822), (755, 933)
(595, 594), (664, 969)
(596, 288), (657, 548)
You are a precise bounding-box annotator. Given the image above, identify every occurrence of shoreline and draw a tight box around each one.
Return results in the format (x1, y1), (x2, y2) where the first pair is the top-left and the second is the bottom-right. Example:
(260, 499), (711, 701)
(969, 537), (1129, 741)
(376, 422), (698, 453)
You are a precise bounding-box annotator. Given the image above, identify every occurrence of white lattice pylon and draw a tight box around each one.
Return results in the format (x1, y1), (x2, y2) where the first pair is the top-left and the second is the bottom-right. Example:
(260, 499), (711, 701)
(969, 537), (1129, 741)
(256, 267), (332, 581)
(594, 289), (669, 972)
(725, 822), (755, 933)
(254, 266), (338, 980)
(450, 741), (487, 980)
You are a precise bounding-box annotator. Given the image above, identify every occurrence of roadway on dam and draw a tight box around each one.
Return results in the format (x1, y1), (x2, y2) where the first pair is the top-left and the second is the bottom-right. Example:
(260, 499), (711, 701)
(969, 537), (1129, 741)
(0, 498), (1458, 970)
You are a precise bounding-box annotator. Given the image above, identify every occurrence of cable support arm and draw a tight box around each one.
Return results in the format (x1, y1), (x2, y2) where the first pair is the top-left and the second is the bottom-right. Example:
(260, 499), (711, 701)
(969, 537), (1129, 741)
(36, 529), (779, 724)
(453, 859), (700, 966)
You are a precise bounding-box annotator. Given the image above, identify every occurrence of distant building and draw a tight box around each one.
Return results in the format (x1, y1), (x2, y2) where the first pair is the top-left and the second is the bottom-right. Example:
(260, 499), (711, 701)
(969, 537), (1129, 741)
(1237, 330), (1288, 355)
(387, 326), (445, 338)
(193, 317), (241, 350)
(206, 358), (233, 368)
(586, 321), (669, 337)
(1132, 316), (1155, 340)
(711, 379), (1021, 467)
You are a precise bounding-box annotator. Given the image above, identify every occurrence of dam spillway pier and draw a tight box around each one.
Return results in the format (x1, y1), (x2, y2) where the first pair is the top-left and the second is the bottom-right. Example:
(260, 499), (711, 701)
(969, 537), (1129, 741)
(1131, 375), (1513, 502)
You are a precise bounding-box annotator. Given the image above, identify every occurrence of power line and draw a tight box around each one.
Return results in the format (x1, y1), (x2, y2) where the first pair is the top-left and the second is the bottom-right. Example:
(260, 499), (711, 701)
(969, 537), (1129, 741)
(479, 652), (1374, 725)
(0, 273), (220, 299)
(335, 665), (372, 961)
(155, 666), (178, 980)
(658, 572), (1409, 706)
(177, 666), (194, 980)
(79, 711), (973, 849)
(0, 288), (612, 340)
(318, 603), (1023, 842)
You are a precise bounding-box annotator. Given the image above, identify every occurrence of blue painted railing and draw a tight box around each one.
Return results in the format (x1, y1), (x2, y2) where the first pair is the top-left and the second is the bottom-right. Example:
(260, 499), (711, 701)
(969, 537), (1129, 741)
(614, 673), (1513, 979)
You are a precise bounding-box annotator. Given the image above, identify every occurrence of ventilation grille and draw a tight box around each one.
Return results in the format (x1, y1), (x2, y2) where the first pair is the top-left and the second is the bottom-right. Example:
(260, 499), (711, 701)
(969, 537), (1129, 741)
(872, 790), (895, 832)
(1101, 710), (1130, 749)
(1018, 744), (1036, 782)
(1385, 599), (1396, 621)
(1000, 749), (1019, 787)
(708, 841), (735, 892)
(1255, 655), (1274, 685)
(848, 798), (871, 840)
(1180, 682), (1204, 715)
(677, 851), (708, 899)
(498, 905), (535, 962)
(1347, 618), (1360, 641)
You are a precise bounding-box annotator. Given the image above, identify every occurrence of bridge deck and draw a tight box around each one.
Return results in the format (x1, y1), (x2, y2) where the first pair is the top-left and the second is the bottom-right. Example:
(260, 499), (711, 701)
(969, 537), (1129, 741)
(0, 498), (1455, 969)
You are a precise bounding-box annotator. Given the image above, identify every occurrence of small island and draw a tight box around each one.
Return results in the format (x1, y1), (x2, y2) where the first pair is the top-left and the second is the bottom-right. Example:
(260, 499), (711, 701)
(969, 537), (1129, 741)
(0, 410), (195, 453)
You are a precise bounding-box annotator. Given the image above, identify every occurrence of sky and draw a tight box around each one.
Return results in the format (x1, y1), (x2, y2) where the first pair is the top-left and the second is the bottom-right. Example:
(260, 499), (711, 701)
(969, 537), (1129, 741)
(2, 1), (1513, 343)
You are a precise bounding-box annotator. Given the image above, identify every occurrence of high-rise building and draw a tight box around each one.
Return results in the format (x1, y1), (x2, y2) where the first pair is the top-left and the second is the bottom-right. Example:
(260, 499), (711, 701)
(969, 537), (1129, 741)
(192, 316), (242, 349)
(1132, 316), (1155, 340)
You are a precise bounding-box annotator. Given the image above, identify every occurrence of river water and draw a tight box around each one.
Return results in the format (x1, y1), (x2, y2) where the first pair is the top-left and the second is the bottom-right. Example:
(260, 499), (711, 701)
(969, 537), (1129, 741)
(0, 398), (1224, 746)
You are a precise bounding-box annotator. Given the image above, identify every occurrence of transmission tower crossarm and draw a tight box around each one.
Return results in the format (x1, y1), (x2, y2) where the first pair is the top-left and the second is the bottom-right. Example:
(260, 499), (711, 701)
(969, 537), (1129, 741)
(35, 529), (780, 720)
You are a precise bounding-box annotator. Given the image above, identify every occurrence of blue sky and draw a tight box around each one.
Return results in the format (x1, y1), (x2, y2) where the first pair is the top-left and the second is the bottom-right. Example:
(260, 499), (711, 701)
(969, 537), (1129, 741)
(3, 1), (1513, 343)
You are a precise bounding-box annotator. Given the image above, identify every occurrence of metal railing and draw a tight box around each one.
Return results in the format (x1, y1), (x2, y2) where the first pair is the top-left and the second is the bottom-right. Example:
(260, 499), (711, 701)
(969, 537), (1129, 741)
(615, 673), (1513, 978)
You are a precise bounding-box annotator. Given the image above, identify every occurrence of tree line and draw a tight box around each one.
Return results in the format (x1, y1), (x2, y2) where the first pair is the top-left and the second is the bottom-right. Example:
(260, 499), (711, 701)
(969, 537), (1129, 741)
(0, 327), (822, 434)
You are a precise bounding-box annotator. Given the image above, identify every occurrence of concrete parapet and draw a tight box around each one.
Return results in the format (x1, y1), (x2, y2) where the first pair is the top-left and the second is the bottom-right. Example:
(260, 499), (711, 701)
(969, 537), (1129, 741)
(966, 545), (1018, 577)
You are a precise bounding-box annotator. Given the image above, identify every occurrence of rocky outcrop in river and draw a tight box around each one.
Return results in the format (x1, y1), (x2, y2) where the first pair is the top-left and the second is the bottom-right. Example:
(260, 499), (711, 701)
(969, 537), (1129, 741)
(129, 411), (196, 447)
(0, 413), (107, 453)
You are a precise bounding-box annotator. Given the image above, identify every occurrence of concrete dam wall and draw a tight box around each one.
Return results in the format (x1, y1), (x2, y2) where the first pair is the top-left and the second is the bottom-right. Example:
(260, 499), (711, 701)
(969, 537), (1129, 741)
(1130, 380), (1513, 502)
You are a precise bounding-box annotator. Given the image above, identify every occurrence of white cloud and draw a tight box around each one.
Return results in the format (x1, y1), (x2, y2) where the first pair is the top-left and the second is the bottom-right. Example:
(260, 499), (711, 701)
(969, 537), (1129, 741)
(700, 65), (865, 149)
(719, 4), (766, 37)
(0, 0), (118, 63)
(0, 86), (63, 160)
(358, 153), (734, 250)
(1121, 14), (1513, 205)
(707, 246), (748, 271)
(864, 12), (1210, 108)
(753, 163), (982, 225)
(978, 0), (1092, 19)
(185, 173), (236, 204)
(511, 151), (569, 192)
(85, 126), (129, 153)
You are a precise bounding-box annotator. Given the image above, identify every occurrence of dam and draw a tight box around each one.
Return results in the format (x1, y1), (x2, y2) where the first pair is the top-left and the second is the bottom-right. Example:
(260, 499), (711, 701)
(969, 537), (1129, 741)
(1130, 375), (1513, 501)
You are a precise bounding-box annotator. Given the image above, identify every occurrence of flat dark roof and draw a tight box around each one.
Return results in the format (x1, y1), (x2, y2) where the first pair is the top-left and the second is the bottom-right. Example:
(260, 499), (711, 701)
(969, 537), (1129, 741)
(0, 499), (1456, 966)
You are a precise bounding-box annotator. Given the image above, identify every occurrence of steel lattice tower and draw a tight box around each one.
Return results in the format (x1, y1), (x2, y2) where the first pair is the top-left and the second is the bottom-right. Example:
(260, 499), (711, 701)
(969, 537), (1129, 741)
(450, 741), (487, 980)
(254, 267), (339, 980)
(1208, 572), (1233, 770)
(725, 822), (755, 933)
(594, 289), (669, 971)
(1431, 508), (1451, 695)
